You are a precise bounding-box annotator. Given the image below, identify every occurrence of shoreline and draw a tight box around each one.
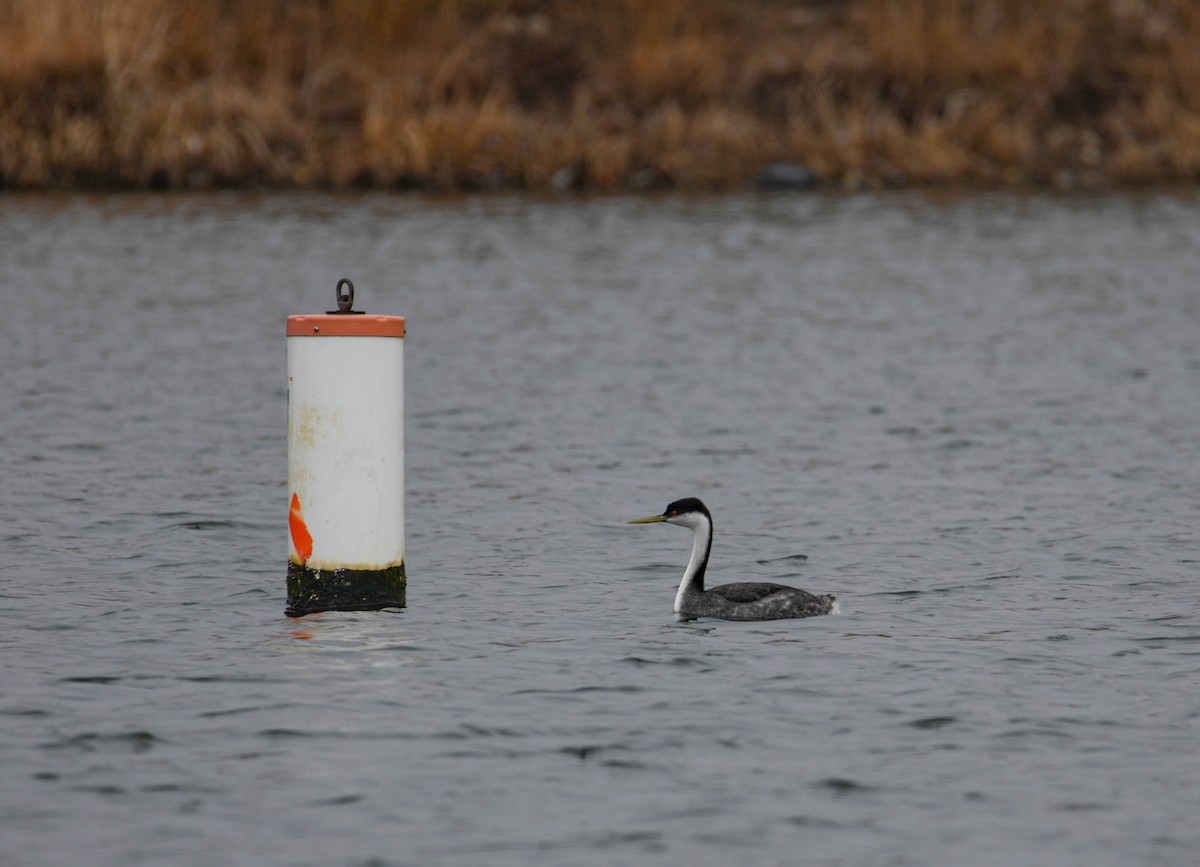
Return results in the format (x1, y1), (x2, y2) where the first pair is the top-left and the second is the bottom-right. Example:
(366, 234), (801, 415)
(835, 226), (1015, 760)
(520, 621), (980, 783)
(4, 1), (1199, 193)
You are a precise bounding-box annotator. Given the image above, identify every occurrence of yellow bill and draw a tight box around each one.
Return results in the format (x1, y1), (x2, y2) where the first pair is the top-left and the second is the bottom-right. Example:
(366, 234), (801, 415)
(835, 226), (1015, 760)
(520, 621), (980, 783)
(628, 514), (668, 524)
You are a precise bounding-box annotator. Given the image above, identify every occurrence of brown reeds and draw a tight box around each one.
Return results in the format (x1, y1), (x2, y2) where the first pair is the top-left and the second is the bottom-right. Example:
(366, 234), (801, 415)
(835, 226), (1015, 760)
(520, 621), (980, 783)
(2, 0), (1199, 192)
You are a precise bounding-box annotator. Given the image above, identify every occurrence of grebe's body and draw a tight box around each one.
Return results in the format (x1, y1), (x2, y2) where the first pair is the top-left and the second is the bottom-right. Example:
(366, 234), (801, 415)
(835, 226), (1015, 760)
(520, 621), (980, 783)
(630, 498), (835, 622)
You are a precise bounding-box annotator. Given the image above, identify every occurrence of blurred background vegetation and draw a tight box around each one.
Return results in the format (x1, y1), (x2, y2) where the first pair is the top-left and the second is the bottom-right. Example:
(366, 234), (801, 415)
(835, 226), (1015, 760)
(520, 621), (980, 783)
(3, 0), (1199, 192)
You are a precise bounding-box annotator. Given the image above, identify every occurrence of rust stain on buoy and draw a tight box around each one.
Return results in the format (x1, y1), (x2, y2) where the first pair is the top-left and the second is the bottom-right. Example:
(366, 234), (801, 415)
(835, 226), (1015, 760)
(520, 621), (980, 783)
(289, 493), (313, 564)
(294, 404), (328, 448)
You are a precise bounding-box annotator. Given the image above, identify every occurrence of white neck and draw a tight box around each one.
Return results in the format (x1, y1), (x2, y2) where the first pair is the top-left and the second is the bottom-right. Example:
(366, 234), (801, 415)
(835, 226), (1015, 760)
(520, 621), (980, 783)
(670, 512), (711, 613)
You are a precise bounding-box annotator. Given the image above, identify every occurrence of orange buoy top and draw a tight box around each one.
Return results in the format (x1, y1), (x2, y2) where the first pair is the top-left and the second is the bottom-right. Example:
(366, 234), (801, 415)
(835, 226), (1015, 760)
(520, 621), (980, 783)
(286, 314), (406, 337)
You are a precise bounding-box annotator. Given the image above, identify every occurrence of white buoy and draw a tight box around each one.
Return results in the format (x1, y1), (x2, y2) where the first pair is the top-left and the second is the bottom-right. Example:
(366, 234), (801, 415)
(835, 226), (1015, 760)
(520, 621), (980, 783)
(286, 279), (406, 616)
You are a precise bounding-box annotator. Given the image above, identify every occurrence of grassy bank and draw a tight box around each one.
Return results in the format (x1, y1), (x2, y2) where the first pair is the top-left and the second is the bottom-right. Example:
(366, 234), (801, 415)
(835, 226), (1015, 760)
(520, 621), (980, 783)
(3, 0), (1199, 192)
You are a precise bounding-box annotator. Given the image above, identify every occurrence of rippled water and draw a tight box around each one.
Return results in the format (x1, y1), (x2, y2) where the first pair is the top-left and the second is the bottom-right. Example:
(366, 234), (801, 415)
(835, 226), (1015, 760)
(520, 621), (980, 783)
(2, 191), (1199, 866)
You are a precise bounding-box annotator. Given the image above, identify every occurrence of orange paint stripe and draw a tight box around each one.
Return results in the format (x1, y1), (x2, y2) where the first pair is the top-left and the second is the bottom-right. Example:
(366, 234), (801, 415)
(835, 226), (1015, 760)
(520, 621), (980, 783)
(286, 314), (405, 337)
(289, 492), (313, 563)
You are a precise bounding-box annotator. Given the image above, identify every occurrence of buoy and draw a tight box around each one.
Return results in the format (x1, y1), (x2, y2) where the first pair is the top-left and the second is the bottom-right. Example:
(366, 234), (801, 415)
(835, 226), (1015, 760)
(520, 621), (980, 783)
(285, 279), (406, 616)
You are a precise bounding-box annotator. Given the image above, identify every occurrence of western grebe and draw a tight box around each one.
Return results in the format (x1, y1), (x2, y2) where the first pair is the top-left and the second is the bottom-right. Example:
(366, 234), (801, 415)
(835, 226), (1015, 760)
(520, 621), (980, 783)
(629, 497), (835, 621)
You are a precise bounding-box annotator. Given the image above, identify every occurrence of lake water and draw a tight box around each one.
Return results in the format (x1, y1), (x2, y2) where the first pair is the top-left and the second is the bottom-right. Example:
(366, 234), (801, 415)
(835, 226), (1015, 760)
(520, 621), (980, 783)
(1, 191), (1198, 866)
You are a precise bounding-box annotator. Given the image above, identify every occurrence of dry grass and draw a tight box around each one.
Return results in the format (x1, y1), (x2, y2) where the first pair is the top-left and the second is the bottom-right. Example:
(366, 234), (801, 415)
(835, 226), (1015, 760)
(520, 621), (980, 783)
(2, 0), (1200, 191)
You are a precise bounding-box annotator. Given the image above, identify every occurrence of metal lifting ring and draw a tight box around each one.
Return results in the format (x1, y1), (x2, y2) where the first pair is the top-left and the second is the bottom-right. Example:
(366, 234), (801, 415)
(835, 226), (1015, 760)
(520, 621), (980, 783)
(327, 278), (365, 314)
(335, 278), (354, 312)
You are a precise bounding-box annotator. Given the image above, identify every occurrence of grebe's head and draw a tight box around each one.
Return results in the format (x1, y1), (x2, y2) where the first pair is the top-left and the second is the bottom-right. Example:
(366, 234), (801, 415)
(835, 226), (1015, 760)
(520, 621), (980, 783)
(628, 497), (711, 530)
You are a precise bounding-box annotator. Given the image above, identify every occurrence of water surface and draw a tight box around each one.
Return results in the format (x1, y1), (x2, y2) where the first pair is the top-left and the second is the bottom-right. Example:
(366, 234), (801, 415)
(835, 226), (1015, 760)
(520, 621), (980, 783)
(2, 191), (1199, 866)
